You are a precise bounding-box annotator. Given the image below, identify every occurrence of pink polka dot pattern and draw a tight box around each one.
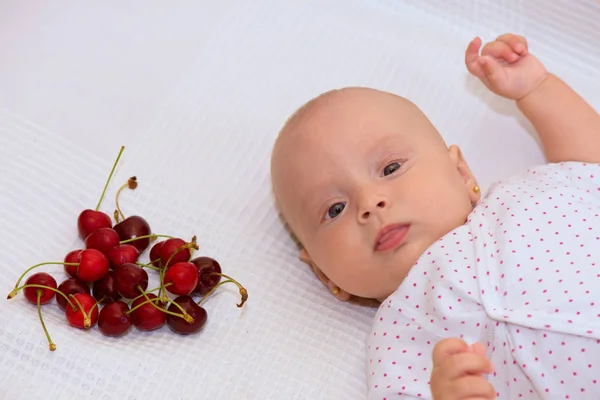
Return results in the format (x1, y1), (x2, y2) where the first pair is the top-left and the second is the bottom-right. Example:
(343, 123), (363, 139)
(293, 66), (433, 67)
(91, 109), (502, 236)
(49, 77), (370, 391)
(367, 162), (600, 399)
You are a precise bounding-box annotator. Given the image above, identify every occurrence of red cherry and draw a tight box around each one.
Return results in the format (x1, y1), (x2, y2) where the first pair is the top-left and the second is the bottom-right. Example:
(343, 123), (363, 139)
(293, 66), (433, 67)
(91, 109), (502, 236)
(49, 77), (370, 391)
(56, 278), (90, 311)
(149, 241), (165, 267)
(85, 228), (120, 255)
(166, 295), (207, 335)
(65, 293), (100, 329)
(159, 238), (190, 269)
(164, 262), (198, 296)
(23, 273), (57, 305)
(77, 209), (112, 240)
(64, 249), (82, 278)
(20, 272), (58, 351)
(107, 244), (140, 269)
(130, 293), (166, 331)
(76, 249), (110, 283)
(92, 271), (122, 304)
(98, 301), (132, 337)
(191, 256), (222, 296)
(113, 216), (152, 253)
(114, 263), (148, 298)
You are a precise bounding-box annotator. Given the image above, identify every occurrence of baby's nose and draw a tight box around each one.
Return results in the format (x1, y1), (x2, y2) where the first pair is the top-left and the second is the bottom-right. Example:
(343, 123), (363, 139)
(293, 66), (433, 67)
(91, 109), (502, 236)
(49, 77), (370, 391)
(360, 200), (387, 220)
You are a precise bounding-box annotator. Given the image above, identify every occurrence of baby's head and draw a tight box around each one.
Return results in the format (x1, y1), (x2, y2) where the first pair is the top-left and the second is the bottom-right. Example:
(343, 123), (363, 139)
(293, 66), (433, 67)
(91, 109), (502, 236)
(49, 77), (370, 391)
(271, 87), (481, 302)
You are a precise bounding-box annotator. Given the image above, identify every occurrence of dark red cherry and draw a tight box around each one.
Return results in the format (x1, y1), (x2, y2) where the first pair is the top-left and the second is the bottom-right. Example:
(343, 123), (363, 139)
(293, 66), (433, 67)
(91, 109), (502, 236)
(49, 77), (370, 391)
(93, 271), (122, 304)
(166, 295), (207, 335)
(149, 241), (165, 267)
(191, 256), (222, 295)
(114, 263), (148, 298)
(98, 301), (132, 337)
(56, 278), (90, 310)
(113, 216), (151, 253)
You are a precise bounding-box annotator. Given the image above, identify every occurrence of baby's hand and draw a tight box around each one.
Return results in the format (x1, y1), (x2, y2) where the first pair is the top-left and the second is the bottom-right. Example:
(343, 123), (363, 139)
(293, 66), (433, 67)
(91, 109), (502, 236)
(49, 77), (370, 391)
(430, 338), (495, 400)
(465, 34), (549, 100)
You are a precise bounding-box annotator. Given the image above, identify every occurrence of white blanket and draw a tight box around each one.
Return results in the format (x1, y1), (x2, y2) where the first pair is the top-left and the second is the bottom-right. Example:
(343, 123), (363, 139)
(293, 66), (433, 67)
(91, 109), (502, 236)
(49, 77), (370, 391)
(0, 1), (599, 399)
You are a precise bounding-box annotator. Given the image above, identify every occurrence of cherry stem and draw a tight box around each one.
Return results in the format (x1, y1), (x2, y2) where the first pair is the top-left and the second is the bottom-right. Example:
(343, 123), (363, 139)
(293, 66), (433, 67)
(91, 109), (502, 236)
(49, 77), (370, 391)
(119, 234), (174, 244)
(126, 288), (194, 323)
(36, 290), (56, 351)
(9, 284), (76, 310)
(96, 145), (125, 211)
(198, 273), (248, 308)
(136, 262), (160, 272)
(11, 262), (79, 294)
(70, 294), (91, 329)
(114, 176), (138, 222)
(127, 284), (170, 305)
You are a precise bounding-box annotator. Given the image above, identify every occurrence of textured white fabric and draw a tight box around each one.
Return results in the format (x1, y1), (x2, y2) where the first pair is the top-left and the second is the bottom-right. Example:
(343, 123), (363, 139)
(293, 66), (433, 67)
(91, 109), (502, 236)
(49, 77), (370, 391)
(0, 1), (599, 399)
(368, 162), (600, 399)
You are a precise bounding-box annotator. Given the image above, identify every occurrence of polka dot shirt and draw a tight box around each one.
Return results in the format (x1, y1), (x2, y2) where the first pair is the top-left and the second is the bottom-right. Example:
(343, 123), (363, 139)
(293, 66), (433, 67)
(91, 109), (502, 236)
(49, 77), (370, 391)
(367, 162), (600, 399)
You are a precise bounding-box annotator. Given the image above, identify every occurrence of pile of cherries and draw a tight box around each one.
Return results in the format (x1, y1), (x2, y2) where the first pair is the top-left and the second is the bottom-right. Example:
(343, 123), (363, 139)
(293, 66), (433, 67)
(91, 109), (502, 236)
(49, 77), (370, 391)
(7, 146), (247, 351)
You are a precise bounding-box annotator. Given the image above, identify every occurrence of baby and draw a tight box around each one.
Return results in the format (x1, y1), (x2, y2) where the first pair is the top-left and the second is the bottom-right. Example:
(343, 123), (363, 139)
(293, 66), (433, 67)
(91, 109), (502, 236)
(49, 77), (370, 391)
(270, 33), (600, 399)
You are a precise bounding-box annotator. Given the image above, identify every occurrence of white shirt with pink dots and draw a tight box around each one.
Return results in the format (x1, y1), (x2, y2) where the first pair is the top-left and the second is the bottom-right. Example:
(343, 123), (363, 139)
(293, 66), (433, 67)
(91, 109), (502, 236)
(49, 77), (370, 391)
(367, 162), (600, 399)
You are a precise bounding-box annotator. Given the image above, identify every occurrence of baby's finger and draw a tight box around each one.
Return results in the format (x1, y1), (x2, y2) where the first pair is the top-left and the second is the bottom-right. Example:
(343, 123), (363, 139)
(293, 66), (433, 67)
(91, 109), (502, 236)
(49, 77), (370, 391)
(496, 33), (528, 55)
(432, 337), (469, 366)
(464, 37), (485, 79)
(481, 41), (519, 63)
(443, 353), (494, 379)
(478, 56), (505, 87)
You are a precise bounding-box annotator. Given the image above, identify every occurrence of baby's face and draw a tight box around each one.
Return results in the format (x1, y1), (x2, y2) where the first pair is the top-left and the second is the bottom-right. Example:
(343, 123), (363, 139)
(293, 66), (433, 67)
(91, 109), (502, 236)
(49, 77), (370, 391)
(272, 88), (479, 301)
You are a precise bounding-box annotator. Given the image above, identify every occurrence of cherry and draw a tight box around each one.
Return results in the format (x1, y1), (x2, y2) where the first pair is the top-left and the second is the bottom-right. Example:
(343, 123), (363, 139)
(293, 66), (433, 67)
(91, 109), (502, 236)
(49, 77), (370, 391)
(76, 146), (124, 239)
(77, 210), (112, 241)
(114, 216), (152, 253)
(84, 228), (120, 255)
(64, 250), (82, 278)
(164, 262), (198, 296)
(159, 237), (194, 269)
(93, 271), (122, 304)
(56, 278), (90, 311)
(149, 241), (165, 267)
(128, 293), (166, 331)
(107, 244), (140, 269)
(98, 301), (132, 337)
(114, 263), (148, 298)
(66, 293), (100, 329)
(191, 256), (222, 296)
(76, 249), (110, 283)
(23, 273), (57, 305)
(166, 295), (207, 335)
(20, 273), (58, 351)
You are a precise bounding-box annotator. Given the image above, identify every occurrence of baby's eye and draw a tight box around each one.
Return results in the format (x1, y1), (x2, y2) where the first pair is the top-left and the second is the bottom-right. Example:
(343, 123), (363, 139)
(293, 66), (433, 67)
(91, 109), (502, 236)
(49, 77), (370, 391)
(383, 161), (401, 176)
(326, 202), (345, 219)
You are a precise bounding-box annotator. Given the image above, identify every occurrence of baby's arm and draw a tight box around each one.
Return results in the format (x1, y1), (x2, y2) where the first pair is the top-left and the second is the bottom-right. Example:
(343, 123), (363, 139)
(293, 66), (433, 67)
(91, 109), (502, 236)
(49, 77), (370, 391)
(466, 34), (600, 164)
(516, 74), (600, 163)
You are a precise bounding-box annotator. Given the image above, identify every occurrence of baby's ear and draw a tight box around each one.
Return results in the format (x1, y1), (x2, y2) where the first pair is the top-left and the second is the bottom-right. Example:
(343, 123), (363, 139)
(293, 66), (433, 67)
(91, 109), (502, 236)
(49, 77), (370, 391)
(299, 248), (351, 301)
(448, 145), (481, 204)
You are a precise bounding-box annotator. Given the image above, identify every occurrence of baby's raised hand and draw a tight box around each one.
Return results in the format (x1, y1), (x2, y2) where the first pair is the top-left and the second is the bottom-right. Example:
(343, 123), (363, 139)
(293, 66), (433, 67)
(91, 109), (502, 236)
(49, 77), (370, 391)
(430, 338), (495, 400)
(465, 34), (549, 100)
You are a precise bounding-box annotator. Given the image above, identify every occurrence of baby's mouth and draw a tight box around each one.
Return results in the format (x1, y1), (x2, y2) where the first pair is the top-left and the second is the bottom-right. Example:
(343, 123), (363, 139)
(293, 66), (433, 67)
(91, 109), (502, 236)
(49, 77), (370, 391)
(374, 223), (410, 252)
